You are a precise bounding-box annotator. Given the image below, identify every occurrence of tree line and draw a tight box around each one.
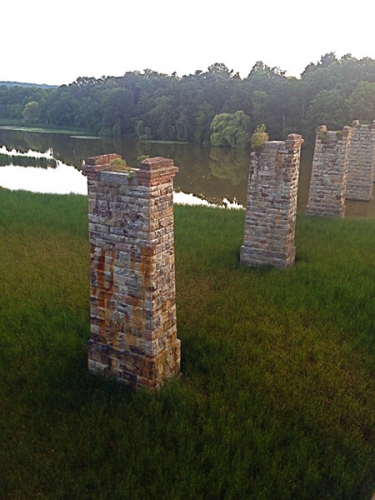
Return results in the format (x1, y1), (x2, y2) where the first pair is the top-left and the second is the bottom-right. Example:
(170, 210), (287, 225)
(1, 53), (375, 148)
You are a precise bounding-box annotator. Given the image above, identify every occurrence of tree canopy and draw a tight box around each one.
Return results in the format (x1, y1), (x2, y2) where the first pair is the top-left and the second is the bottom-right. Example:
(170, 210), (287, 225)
(1, 54), (375, 147)
(210, 111), (251, 149)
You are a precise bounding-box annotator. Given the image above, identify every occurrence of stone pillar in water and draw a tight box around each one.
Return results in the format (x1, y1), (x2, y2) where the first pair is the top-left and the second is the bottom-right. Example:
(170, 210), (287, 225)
(84, 154), (181, 389)
(240, 134), (304, 268)
(346, 120), (375, 201)
(305, 125), (352, 217)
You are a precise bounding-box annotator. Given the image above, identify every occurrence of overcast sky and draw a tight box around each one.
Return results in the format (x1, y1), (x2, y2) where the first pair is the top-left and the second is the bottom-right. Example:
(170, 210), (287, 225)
(2, 0), (375, 85)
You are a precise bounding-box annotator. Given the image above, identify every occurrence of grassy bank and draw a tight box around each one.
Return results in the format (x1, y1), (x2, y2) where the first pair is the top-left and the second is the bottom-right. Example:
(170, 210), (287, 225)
(1, 188), (375, 499)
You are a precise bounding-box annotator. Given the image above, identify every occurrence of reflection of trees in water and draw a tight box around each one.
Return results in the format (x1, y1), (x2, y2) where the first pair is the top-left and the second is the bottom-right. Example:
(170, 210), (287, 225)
(0, 129), (107, 169)
(2, 130), (372, 215)
(208, 147), (249, 185)
(0, 130), (316, 210)
(0, 153), (56, 168)
(0, 130), (40, 154)
(171, 144), (249, 205)
(0, 131), (251, 204)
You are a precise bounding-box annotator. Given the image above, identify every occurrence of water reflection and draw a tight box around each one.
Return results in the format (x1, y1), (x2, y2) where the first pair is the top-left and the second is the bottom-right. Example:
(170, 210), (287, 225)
(0, 128), (374, 217)
(0, 145), (55, 158)
(0, 145), (57, 168)
(0, 164), (87, 195)
(0, 163), (246, 206)
(0, 129), (251, 204)
(174, 191), (243, 208)
(209, 148), (249, 186)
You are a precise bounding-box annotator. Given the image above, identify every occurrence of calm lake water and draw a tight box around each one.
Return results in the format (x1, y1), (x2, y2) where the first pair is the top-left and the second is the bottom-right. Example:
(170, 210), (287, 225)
(0, 127), (374, 216)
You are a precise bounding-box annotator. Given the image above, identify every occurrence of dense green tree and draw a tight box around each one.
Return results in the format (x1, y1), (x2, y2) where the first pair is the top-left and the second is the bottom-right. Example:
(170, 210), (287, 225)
(251, 90), (269, 129)
(99, 87), (134, 136)
(210, 110), (251, 149)
(246, 62), (294, 138)
(194, 102), (215, 144)
(301, 52), (338, 78)
(148, 96), (178, 140)
(74, 96), (101, 133)
(45, 89), (76, 126)
(346, 81), (375, 122)
(246, 61), (286, 91)
(22, 101), (41, 123)
(305, 88), (349, 141)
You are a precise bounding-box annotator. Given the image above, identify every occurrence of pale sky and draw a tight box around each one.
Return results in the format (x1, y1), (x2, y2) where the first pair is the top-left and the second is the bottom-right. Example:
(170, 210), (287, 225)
(2, 0), (375, 85)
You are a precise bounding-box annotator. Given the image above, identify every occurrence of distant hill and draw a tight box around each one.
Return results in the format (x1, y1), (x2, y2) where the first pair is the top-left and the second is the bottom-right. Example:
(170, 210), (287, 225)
(0, 81), (57, 89)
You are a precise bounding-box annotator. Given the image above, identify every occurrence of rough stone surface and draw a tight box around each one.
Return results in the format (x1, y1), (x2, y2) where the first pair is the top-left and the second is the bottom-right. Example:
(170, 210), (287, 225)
(346, 120), (375, 201)
(240, 134), (304, 268)
(305, 125), (352, 217)
(84, 155), (181, 389)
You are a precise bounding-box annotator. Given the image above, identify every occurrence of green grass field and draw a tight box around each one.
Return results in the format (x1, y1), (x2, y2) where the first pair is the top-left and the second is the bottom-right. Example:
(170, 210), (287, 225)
(1, 188), (375, 499)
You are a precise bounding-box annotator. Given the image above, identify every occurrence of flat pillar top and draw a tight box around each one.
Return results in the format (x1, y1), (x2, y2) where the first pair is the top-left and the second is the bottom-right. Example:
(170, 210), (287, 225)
(83, 154), (178, 176)
(85, 153), (121, 166)
(137, 157), (179, 179)
(265, 141), (285, 148)
(139, 157), (174, 171)
(262, 134), (303, 152)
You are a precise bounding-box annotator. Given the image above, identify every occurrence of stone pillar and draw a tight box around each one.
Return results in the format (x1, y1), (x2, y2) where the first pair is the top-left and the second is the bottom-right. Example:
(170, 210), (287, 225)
(240, 134), (304, 268)
(305, 125), (352, 217)
(346, 120), (375, 201)
(84, 154), (181, 389)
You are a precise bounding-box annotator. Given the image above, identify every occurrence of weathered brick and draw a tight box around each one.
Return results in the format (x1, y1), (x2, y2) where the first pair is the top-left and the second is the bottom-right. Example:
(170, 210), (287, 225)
(84, 155), (181, 389)
(241, 134), (304, 268)
(346, 120), (375, 201)
(306, 125), (352, 217)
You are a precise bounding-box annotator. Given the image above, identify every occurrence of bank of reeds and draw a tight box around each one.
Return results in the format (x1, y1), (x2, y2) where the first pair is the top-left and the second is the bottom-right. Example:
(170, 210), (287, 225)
(1, 188), (375, 499)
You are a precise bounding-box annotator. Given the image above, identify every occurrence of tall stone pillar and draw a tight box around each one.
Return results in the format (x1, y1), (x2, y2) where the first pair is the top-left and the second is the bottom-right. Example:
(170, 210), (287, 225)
(305, 125), (352, 217)
(84, 155), (181, 389)
(346, 120), (375, 201)
(240, 134), (304, 268)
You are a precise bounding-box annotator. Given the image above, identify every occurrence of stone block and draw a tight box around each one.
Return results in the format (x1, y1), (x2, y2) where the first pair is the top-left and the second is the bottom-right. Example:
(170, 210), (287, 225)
(86, 154), (180, 388)
(306, 126), (352, 217)
(241, 134), (303, 268)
